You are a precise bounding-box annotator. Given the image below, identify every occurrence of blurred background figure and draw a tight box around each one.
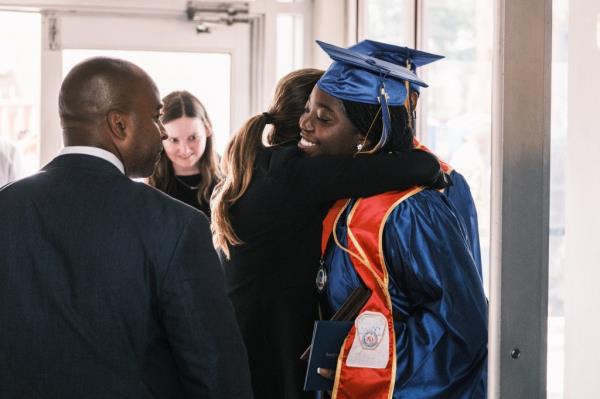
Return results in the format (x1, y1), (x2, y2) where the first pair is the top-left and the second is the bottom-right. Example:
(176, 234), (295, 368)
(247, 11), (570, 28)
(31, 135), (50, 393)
(148, 90), (220, 217)
(0, 136), (24, 186)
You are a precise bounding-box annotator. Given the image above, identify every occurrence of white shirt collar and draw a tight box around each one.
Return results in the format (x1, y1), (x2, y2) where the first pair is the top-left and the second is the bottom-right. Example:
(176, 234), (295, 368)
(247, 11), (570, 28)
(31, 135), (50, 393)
(58, 146), (125, 174)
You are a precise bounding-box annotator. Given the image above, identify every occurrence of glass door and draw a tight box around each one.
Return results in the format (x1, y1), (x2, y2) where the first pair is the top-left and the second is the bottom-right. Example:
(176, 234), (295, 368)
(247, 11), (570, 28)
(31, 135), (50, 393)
(0, 11), (41, 180)
(41, 11), (252, 161)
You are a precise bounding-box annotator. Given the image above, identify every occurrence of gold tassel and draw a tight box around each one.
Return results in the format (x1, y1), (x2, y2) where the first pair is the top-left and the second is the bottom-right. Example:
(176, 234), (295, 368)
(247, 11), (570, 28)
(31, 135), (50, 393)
(403, 80), (412, 129)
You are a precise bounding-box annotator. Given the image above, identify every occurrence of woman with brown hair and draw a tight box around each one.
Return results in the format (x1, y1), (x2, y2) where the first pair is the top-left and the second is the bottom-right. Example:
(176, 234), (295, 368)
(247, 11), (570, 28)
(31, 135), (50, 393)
(148, 90), (220, 217)
(211, 68), (444, 399)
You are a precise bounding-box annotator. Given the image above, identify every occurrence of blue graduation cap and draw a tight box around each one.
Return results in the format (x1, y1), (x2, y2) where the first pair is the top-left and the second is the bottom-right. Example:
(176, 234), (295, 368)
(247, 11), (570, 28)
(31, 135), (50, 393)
(316, 40), (428, 152)
(316, 39), (427, 106)
(348, 39), (444, 93)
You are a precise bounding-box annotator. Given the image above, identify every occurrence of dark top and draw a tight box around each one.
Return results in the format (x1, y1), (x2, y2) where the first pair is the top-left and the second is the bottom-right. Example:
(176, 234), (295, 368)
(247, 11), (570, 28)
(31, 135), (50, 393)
(0, 154), (252, 399)
(222, 144), (441, 399)
(166, 173), (213, 217)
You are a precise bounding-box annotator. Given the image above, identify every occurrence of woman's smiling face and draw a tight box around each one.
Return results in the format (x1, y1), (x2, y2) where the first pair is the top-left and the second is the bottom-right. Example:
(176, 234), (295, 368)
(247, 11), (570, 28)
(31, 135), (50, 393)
(162, 116), (208, 175)
(298, 86), (363, 157)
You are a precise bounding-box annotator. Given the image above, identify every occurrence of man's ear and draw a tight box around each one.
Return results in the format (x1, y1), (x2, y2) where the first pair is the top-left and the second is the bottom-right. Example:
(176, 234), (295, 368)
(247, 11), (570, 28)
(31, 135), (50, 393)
(107, 110), (129, 140)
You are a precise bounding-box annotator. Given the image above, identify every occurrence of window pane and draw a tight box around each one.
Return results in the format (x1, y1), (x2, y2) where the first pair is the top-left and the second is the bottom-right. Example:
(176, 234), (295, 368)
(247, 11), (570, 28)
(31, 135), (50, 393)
(62, 50), (231, 155)
(359, 1), (493, 294)
(359, 0), (414, 44)
(0, 11), (41, 181)
(276, 14), (304, 80)
(548, 0), (568, 398)
(420, 0), (493, 293)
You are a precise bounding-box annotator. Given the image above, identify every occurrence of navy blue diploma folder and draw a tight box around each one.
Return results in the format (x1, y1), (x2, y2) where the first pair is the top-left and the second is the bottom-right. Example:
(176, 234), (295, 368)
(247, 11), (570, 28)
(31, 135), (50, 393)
(303, 320), (353, 391)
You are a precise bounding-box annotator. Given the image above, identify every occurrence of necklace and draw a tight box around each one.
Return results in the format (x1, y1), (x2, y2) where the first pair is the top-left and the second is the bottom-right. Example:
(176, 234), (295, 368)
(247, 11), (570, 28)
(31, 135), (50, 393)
(174, 175), (201, 190)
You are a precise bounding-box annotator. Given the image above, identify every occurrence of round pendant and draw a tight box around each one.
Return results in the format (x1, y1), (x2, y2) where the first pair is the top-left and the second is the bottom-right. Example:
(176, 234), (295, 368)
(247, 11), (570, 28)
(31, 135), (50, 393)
(315, 263), (328, 293)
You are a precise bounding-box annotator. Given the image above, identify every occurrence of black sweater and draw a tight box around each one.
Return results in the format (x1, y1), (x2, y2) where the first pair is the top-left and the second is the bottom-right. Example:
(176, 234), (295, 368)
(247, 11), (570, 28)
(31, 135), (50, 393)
(166, 173), (213, 218)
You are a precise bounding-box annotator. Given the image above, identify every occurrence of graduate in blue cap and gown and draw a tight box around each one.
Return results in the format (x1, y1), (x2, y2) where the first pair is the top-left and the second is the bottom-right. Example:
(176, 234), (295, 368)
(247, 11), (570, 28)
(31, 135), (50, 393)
(299, 40), (487, 398)
(348, 40), (483, 278)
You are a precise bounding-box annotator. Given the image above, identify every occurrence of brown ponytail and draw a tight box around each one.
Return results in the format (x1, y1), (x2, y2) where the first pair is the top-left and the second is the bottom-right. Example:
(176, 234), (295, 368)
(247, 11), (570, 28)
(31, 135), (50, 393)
(211, 68), (324, 258)
(211, 114), (269, 257)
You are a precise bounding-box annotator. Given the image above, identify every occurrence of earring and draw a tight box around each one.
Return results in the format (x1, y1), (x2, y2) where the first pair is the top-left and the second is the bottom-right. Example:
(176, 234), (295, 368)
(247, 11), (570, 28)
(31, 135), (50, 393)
(356, 143), (364, 151)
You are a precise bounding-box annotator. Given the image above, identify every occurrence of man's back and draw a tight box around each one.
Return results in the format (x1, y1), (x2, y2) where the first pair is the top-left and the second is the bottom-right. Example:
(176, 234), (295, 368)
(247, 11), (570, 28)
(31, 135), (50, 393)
(0, 154), (252, 399)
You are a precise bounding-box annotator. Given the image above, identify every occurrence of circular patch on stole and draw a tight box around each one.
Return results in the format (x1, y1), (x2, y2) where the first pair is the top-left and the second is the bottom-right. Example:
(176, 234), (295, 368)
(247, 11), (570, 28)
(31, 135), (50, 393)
(356, 312), (386, 350)
(315, 265), (328, 293)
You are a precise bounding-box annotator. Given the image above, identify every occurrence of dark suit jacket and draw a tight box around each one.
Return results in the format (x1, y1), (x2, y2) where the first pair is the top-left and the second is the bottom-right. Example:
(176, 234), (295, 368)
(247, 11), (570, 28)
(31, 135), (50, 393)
(0, 154), (252, 399)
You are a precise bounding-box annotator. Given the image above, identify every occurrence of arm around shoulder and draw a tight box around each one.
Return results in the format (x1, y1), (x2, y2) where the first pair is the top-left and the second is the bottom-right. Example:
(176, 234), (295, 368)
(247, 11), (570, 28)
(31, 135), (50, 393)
(277, 147), (442, 204)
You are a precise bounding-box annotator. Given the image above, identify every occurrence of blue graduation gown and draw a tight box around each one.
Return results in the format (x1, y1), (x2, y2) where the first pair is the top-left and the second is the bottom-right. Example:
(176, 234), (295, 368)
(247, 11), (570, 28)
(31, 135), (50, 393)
(324, 189), (487, 398)
(445, 170), (482, 279)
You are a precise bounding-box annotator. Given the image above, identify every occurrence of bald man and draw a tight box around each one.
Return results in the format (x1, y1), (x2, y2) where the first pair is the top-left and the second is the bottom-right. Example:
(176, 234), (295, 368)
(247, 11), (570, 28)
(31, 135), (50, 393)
(0, 58), (252, 399)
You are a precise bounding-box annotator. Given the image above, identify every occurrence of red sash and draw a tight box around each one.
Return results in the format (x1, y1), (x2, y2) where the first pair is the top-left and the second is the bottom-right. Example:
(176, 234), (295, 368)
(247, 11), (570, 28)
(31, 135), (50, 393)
(321, 187), (423, 399)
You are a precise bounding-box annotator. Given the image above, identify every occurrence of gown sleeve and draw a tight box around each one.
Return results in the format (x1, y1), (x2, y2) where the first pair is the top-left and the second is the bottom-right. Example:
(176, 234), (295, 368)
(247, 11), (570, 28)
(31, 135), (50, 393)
(270, 146), (443, 204)
(444, 170), (482, 279)
(382, 190), (487, 397)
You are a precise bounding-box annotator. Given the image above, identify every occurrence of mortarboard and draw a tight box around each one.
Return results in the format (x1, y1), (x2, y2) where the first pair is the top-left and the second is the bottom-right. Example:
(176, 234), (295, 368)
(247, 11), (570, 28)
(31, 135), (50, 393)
(316, 39), (427, 107)
(348, 39), (444, 93)
(316, 40), (430, 152)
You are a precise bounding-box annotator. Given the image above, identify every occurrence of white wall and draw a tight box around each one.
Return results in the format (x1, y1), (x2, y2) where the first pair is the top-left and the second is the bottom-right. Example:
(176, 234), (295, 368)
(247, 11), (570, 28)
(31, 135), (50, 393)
(312, 0), (347, 69)
(564, 0), (600, 397)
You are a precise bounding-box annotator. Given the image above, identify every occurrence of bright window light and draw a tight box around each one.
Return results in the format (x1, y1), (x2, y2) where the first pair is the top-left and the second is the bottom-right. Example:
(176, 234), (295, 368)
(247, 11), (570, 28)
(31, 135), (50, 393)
(276, 14), (304, 80)
(62, 50), (231, 155)
(0, 11), (41, 178)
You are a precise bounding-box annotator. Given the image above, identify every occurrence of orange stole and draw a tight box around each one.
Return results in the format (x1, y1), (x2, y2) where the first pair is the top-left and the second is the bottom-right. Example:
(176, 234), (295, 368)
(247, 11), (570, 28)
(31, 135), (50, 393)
(321, 187), (423, 399)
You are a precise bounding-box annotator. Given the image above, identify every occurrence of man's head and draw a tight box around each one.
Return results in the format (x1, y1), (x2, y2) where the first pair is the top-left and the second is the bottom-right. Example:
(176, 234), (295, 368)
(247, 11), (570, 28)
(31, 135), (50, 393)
(59, 57), (166, 178)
